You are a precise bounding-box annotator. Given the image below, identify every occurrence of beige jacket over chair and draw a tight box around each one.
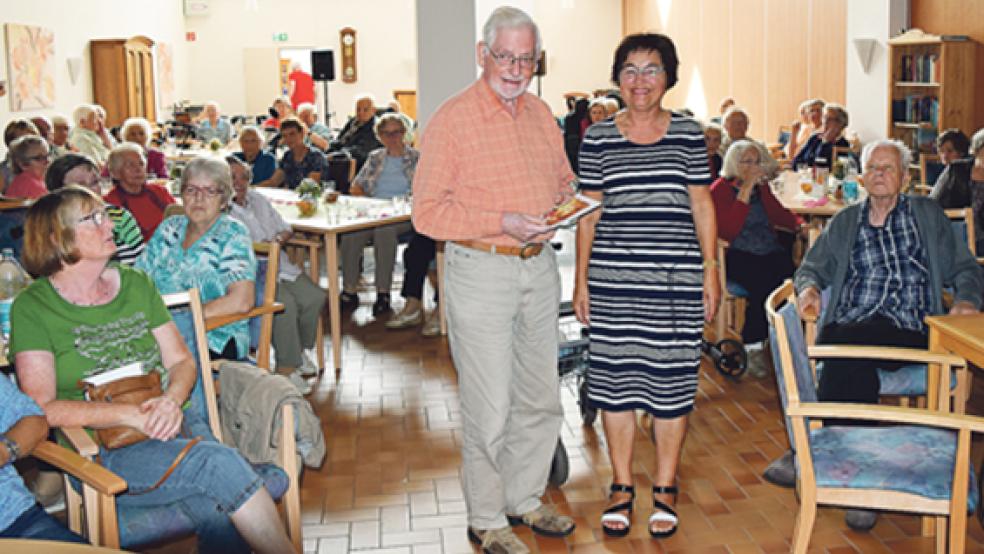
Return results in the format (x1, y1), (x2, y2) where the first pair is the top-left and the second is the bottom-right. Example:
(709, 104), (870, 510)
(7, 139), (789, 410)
(217, 361), (326, 469)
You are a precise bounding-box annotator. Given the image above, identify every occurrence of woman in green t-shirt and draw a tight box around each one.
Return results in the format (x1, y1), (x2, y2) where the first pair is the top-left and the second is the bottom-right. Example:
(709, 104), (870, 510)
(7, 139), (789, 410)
(10, 186), (295, 554)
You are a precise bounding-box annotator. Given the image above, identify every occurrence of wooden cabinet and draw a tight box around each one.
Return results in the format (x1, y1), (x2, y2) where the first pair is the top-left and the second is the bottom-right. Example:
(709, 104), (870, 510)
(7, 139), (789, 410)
(887, 30), (976, 172)
(91, 36), (157, 128)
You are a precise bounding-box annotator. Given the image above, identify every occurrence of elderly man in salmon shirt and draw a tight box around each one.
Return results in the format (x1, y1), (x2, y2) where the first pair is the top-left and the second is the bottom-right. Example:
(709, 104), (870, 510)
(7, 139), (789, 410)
(412, 6), (575, 554)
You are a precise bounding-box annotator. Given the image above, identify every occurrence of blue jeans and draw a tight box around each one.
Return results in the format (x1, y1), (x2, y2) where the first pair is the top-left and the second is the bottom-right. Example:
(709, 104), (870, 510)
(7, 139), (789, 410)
(0, 503), (87, 543)
(98, 409), (259, 552)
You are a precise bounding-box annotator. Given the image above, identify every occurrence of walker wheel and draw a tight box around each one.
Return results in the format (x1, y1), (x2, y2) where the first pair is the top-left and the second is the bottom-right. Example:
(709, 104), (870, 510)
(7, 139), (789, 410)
(715, 339), (747, 378)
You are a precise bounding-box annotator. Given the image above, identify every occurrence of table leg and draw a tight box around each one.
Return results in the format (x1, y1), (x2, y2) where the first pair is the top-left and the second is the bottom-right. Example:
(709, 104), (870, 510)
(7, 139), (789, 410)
(324, 232), (342, 371)
(921, 328), (943, 538)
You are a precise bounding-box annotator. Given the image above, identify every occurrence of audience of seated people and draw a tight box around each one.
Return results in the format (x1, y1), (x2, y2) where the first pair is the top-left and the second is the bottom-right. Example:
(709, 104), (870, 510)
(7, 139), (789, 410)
(256, 117), (326, 189)
(1, 118), (40, 193)
(386, 100), (416, 145)
(12, 186), (294, 554)
(328, 94), (383, 172)
(227, 155), (324, 394)
(703, 122), (723, 178)
(103, 144), (176, 241)
(791, 103), (855, 169)
(928, 128), (970, 195)
(262, 96), (293, 130)
(785, 98), (824, 159)
(197, 101), (233, 145)
(5, 136), (50, 200)
(339, 113), (416, 314)
(720, 106), (779, 175)
(68, 104), (114, 167)
(46, 153), (145, 265)
(929, 128), (984, 254)
(234, 125), (278, 184)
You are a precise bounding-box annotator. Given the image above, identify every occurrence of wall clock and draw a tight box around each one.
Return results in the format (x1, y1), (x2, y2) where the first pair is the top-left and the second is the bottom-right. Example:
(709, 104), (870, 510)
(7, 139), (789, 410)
(340, 28), (357, 83)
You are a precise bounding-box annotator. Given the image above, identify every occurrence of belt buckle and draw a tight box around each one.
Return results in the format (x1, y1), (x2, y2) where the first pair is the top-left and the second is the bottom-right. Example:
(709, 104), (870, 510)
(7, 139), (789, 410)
(519, 243), (538, 260)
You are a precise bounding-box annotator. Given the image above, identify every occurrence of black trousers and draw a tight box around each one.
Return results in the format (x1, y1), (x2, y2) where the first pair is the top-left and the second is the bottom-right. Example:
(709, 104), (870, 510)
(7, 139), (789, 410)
(400, 227), (437, 301)
(816, 316), (927, 410)
(725, 248), (794, 343)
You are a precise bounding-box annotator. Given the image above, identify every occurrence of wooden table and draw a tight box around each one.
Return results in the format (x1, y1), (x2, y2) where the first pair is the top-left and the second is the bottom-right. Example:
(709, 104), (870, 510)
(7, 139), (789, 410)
(773, 170), (850, 217)
(256, 188), (411, 371)
(926, 313), (984, 411)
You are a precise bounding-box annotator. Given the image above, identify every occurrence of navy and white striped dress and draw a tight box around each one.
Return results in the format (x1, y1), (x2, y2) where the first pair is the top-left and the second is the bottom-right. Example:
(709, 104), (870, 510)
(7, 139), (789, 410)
(579, 114), (711, 418)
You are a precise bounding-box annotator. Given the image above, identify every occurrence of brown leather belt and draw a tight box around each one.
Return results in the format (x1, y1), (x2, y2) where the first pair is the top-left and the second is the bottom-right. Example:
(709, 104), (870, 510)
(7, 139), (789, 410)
(454, 240), (544, 259)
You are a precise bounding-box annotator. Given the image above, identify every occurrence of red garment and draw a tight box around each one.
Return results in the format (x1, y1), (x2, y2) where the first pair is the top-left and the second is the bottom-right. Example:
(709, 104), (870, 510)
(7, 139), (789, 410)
(709, 177), (803, 242)
(288, 70), (315, 109)
(104, 183), (176, 241)
(262, 117), (281, 129)
(5, 173), (47, 199)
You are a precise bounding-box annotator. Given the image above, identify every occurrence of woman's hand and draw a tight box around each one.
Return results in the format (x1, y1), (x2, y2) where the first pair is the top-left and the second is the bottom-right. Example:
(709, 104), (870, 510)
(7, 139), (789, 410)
(573, 282), (590, 325)
(703, 269), (721, 323)
(139, 395), (184, 441)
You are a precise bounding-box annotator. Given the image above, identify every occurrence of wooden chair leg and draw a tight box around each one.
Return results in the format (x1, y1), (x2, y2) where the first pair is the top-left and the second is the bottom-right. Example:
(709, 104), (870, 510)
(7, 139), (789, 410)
(791, 502), (816, 554)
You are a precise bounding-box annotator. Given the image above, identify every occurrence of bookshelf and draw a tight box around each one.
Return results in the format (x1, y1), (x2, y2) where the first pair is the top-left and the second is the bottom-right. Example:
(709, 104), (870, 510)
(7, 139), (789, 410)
(887, 30), (976, 170)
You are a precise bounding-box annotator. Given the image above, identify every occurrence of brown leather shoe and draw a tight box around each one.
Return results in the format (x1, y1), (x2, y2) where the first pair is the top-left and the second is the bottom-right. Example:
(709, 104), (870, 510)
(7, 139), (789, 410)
(506, 504), (575, 537)
(466, 526), (530, 554)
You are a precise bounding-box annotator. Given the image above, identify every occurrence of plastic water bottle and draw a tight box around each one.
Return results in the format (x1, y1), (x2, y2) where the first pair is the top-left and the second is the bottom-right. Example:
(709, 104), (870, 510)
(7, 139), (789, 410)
(842, 162), (861, 205)
(0, 248), (31, 339)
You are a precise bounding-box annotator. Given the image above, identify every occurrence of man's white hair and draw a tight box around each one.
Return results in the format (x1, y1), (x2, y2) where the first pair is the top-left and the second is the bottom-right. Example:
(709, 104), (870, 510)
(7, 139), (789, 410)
(860, 139), (912, 174)
(482, 6), (541, 54)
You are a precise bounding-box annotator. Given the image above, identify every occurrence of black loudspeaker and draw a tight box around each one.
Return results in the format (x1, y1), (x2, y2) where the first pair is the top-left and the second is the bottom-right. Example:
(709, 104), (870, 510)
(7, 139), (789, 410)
(312, 50), (335, 81)
(534, 51), (546, 77)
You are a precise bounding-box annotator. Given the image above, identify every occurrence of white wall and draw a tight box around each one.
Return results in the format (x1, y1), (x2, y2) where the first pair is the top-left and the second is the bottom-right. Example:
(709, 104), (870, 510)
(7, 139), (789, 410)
(0, 0), (188, 154)
(184, 0), (417, 126)
(416, 0), (477, 130)
(845, 0), (909, 144)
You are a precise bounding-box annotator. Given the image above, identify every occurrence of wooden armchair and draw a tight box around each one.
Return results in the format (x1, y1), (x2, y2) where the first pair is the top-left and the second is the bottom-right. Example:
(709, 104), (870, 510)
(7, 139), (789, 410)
(59, 289), (302, 552)
(206, 241), (285, 370)
(766, 280), (979, 553)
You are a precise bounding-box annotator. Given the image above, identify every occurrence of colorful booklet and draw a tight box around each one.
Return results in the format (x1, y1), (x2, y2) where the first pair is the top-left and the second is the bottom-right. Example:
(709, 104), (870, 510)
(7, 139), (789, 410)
(544, 193), (601, 229)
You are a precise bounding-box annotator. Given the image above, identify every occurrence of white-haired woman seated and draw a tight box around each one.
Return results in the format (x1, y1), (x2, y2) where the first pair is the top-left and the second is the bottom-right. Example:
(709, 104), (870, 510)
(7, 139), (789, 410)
(197, 101), (232, 145)
(120, 117), (168, 179)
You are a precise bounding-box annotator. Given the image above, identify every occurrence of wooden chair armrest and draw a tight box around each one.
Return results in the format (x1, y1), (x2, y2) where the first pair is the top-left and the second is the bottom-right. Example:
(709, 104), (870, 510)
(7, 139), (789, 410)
(285, 237), (321, 249)
(205, 302), (285, 331)
(789, 402), (984, 432)
(32, 441), (127, 495)
(807, 345), (966, 367)
(59, 427), (99, 458)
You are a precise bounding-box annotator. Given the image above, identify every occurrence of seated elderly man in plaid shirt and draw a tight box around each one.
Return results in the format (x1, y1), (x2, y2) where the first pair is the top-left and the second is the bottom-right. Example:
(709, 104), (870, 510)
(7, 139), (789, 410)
(765, 138), (983, 531)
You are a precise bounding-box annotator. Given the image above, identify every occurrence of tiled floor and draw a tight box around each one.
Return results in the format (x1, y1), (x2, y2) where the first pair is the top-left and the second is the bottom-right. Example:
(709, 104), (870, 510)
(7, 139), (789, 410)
(296, 295), (984, 554)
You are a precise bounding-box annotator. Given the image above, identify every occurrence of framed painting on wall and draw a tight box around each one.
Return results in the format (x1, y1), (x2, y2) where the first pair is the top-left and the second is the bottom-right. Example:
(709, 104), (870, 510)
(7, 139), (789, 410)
(157, 42), (175, 110)
(4, 23), (56, 110)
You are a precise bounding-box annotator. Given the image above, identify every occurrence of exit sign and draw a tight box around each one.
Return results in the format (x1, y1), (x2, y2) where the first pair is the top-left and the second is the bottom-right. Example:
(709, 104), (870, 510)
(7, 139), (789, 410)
(273, 32), (288, 42)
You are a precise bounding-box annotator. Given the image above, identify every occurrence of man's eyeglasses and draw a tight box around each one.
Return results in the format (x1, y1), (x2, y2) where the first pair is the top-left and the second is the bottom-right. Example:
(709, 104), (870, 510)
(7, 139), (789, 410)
(619, 65), (666, 83)
(864, 164), (897, 175)
(182, 185), (223, 199)
(486, 47), (537, 69)
(78, 209), (109, 227)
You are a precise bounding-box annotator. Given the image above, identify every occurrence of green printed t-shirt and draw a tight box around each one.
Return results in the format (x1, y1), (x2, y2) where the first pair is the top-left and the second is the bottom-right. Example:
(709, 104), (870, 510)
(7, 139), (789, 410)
(9, 264), (171, 402)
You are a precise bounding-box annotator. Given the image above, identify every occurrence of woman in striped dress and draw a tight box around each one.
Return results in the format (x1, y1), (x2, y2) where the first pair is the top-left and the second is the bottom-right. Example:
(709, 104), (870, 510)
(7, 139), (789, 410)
(573, 33), (719, 540)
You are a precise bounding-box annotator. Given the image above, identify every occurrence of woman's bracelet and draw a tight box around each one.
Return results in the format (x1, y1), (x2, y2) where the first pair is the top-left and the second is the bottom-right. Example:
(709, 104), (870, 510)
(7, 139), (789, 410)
(702, 259), (719, 269)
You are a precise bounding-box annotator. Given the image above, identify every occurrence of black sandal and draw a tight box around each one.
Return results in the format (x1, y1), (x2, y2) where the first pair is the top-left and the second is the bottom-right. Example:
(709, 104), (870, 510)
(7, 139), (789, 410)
(649, 485), (679, 538)
(600, 483), (635, 537)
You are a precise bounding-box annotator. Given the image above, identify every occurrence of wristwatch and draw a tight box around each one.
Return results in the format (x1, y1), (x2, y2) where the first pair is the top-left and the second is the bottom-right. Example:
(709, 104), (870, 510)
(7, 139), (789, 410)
(0, 434), (19, 465)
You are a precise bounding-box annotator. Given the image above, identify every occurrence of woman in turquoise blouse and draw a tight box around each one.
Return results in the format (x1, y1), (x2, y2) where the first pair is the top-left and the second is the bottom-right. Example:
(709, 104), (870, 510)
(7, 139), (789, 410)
(137, 156), (256, 359)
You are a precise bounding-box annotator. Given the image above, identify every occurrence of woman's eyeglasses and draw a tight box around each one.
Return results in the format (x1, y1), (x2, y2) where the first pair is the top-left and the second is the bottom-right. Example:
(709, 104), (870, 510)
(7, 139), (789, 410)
(619, 65), (666, 83)
(78, 209), (109, 227)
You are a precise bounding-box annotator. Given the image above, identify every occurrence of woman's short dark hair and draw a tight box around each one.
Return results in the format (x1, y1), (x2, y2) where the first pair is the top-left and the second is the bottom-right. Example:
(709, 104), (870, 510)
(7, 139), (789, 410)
(937, 128), (970, 158)
(611, 33), (679, 89)
(45, 153), (98, 191)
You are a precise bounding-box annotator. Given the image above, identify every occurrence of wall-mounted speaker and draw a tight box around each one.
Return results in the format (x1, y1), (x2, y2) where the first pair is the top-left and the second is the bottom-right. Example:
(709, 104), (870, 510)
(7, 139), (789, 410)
(312, 50), (335, 82)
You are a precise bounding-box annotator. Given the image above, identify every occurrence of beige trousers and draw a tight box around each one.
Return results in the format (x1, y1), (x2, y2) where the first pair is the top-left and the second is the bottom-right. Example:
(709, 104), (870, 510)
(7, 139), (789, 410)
(444, 242), (563, 530)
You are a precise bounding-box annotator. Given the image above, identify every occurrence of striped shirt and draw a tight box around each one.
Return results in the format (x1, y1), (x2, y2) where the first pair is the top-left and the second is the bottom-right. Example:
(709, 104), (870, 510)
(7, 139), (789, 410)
(834, 195), (932, 332)
(107, 204), (145, 265)
(413, 79), (575, 245)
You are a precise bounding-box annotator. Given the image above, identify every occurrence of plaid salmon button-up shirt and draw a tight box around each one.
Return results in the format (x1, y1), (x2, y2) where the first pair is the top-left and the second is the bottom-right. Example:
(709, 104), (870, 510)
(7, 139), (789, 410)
(412, 79), (575, 246)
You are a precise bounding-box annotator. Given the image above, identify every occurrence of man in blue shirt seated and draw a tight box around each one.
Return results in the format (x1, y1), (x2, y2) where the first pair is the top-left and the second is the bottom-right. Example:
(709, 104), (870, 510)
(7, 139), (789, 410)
(196, 101), (233, 145)
(764, 138), (983, 531)
(0, 376), (86, 544)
